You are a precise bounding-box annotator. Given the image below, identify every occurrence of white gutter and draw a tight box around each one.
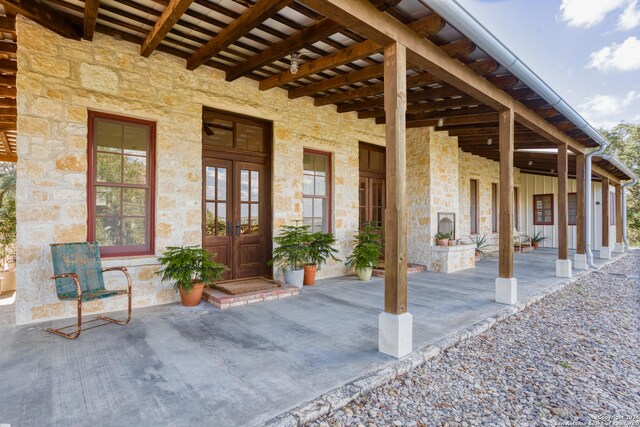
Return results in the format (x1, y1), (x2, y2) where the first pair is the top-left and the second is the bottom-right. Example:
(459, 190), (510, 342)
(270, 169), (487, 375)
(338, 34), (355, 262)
(421, 0), (610, 147)
(601, 154), (639, 251)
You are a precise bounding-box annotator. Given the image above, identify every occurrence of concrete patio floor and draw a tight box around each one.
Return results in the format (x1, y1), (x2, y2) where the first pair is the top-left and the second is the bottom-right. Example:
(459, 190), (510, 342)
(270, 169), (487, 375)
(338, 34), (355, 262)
(0, 249), (622, 427)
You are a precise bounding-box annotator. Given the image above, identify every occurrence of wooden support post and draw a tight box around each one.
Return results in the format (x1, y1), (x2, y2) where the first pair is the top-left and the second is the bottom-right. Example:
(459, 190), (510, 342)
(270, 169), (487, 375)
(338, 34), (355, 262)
(615, 183), (623, 251)
(575, 152), (585, 255)
(379, 41), (411, 359)
(383, 41), (407, 316)
(498, 109), (514, 279)
(557, 144), (568, 261)
(495, 108), (517, 304)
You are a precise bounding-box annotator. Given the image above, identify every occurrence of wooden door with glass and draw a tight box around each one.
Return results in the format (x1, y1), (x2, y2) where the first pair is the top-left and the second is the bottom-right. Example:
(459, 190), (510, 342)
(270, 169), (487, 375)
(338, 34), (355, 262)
(202, 108), (271, 280)
(358, 142), (386, 228)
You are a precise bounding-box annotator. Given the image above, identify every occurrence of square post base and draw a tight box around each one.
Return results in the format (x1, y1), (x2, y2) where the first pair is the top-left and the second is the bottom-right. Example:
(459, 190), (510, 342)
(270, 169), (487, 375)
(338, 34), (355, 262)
(495, 277), (517, 305)
(574, 253), (588, 270)
(614, 243), (625, 253)
(556, 259), (572, 278)
(378, 312), (412, 358)
(600, 246), (612, 259)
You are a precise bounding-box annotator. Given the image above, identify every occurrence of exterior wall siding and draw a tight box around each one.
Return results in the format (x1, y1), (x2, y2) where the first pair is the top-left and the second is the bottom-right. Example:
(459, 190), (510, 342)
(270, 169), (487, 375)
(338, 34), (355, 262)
(14, 18), (385, 324)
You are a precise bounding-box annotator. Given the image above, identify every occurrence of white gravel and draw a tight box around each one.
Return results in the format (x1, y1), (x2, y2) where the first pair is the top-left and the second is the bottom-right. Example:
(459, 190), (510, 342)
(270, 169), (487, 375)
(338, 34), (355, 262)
(311, 251), (640, 427)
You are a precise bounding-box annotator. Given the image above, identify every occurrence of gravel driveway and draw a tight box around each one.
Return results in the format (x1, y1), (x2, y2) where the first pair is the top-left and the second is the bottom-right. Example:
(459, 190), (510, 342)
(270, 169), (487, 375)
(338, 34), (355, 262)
(311, 251), (640, 427)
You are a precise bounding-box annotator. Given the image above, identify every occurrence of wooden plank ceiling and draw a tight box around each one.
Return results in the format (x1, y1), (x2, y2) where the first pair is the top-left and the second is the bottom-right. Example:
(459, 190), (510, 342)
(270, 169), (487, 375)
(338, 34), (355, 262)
(0, 0), (625, 177)
(0, 10), (15, 162)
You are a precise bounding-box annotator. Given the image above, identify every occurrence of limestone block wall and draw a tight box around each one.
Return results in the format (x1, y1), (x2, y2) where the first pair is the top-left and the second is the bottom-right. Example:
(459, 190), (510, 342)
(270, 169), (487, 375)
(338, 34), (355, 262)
(406, 128), (431, 265)
(429, 130), (460, 239)
(15, 17), (384, 324)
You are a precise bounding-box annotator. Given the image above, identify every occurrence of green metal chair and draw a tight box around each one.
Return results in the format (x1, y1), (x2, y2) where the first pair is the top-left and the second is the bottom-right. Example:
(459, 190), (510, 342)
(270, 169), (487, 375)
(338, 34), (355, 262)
(48, 242), (132, 339)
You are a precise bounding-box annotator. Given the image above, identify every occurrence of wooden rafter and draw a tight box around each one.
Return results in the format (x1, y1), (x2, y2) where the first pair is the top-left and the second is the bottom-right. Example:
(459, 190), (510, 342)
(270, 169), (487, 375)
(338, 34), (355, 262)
(0, 0), (82, 39)
(83, 0), (100, 41)
(337, 85), (463, 113)
(141, 0), (194, 57)
(260, 13), (445, 91)
(406, 111), (498, 129)
(0, 131), (10, 154)
(0, 16), (15, 33)
(187, 0), (294, 70)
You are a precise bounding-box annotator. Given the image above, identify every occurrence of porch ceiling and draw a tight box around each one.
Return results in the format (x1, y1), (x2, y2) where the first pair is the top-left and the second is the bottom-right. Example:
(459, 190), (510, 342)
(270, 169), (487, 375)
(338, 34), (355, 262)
(0, 11), (15, 162)
(0, 0), (620, 174)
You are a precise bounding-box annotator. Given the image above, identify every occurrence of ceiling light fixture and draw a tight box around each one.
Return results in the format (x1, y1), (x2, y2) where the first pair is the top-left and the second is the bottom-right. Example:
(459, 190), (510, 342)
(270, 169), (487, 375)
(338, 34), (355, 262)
(528, 160), (533, 166)
(290, 52), (300, 75)
(551, 169), (555, 174)
(437, 118), (444, 127)
(487, 138), (492, 145)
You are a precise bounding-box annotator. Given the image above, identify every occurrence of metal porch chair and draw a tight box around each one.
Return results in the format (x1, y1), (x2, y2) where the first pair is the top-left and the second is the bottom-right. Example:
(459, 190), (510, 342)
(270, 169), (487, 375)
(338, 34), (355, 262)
(513, 229), (533, 253)
(48, 242), (132, 339)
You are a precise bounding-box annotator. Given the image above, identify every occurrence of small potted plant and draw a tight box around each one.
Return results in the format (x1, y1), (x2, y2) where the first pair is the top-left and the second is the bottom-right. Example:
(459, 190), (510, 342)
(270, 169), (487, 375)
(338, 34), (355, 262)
(156, 245), (227, 306)
(345, 224), (383, 281)
(435, 232), (451, 247)
(269, 224), (310, 288)
(469, 234), (490, 260)
(530, 231), (548, 249)
(303, 231), (340, 286)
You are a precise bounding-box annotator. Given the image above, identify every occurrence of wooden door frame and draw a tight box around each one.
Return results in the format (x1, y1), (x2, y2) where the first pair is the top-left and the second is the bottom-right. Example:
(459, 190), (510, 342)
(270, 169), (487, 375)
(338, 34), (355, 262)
(201, 107), (273, 279)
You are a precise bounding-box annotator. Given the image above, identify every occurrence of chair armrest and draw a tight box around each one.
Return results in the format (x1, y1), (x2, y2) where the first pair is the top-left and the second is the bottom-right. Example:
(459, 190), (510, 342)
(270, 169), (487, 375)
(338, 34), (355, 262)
(50, 273), (82, 297)
(102, 266), (132, 293)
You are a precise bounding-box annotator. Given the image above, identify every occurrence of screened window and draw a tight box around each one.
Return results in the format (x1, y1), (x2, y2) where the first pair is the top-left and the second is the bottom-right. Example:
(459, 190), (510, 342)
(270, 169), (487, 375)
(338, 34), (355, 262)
(491, 183), (498, 233)
(88, 112), (155, 256)
(470, 179), (479, 234)
(568, 193), (577, 226)
(610, 192), (616, 225)
(303, 150), (331, 233)
(533, 194), (554, 226)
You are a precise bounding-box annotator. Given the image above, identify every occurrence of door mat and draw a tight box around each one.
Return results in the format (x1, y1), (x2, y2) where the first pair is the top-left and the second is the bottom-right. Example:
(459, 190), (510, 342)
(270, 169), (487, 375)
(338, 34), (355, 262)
(211, 277), (280, 295)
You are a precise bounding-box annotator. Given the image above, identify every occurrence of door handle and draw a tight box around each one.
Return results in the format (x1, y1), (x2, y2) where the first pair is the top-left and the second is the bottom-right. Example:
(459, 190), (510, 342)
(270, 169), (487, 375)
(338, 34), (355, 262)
(226, 222), (232, 236)
(236, 221), (241, 236)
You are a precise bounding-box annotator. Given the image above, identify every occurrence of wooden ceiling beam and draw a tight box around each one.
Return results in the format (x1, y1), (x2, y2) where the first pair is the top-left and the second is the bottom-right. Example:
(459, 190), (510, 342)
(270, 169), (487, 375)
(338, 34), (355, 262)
(0, 16), (15, 33)
(357, 95), (486, 119)
(83, 0), (100, 40)
(0, 87), (16, 98)
(0, 76), (16, 87)
(187, 0), (294, 70)
(260, 13), (445, 91)
(0, 131), (11, 155)
(226, 18), (342, 81)
(0, 40), (16, 54)
(141, 0), (194, 57)
(0, 0), (82, 39)
(407, 112), (498, 129)
(337, 85), (462, 113)
(0, 98), (16, 108)
(378, 105), (495, 124)
(0, 153), (17, 162)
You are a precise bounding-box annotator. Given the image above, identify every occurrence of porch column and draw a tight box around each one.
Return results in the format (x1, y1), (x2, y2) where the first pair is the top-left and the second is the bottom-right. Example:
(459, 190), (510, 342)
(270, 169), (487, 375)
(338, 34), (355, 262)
(556, 144), (572, 278)
(600, 177), (611, 259)
(379, 41), (411, 358)
(495, 109), (517, 305)
(574, 152), (587, 269)
(614, 183), (624, 253)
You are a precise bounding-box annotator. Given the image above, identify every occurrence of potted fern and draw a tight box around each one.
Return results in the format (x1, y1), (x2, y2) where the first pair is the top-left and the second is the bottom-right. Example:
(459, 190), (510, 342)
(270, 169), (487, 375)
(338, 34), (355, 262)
(156, 245), (227, 306)
(269, 224), (309, 288)
(303, 231), (340, 286)
(345, 224), (383, 281)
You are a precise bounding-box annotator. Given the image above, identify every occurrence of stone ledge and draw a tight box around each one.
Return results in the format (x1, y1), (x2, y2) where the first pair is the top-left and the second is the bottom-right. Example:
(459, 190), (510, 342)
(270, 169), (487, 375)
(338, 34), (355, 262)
(202, 285), (299, 309)
(259, 253), (627, 427)
(430, 243), (476, 252)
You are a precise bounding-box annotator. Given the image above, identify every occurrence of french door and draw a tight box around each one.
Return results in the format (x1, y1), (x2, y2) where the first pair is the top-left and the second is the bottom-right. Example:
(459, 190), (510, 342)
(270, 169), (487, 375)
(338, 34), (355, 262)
(203, 159), (267, 280)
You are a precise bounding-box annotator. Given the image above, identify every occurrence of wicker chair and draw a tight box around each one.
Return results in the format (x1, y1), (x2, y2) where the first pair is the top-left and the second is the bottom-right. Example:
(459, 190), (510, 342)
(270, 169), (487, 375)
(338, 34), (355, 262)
(48, 242), (132, 339)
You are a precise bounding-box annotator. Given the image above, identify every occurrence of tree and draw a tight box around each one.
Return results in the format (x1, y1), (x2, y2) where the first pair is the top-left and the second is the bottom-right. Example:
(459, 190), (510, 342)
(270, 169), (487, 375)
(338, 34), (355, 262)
(600, 123), (640, 246)
(0, 164), (16, 270)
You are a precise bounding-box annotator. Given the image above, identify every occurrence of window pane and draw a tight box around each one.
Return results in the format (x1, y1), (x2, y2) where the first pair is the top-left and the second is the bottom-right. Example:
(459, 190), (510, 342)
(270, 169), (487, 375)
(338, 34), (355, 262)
(123, 217), (146, 245)
(303, 174), (314, 195)
(96, 216), (121, 246)
(315, 176), (326, 196)
(250, 171), (259, 201)
(236, 123), (264, 152)
(303, 197), (312, 219)
(95, 119), (122, 153)
(217, 167), (227, 201)
(359, 147), (368, 170)
(370, 151), (382, 172)
(240, 170), (249, 202)
(203, 118), (233, 148)
(123, 188), (146, 216)
(217, 202), (227, 236)
(205, 167), (216, 200)
(123, 125), (149, 156)
(303, 153), (314, 172)
(250, 204), (259, 233)
(96, 186), (120, 216)
(97, 152), (122, 183)
(205, 203), (217, 236)
(241, 203), (249, 234)
(123, 155), (147, 184)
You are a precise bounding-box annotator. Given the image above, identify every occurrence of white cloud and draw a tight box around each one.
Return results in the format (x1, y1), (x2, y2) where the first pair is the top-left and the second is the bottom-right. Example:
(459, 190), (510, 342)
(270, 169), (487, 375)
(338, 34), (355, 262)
(560, 0), (628, 28)
(617, 0), (640, 30)
(587, 36), (640, 72)
(579, 91), (640, 128)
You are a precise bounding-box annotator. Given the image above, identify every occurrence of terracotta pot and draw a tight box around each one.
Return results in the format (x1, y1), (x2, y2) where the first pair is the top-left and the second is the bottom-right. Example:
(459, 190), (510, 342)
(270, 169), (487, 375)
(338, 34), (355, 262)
(178, 282), (205, 306)
(533, 241), (540, 249)
(303, 264), (318, 286)
(475, 250), (481, 261)
(436, 238), (449, 247)
(448, 240), (455, 246)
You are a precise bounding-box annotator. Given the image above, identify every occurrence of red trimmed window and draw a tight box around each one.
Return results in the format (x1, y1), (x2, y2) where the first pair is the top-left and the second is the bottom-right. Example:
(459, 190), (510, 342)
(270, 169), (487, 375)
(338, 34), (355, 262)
(491, 183), (498, 233)
(533, 194), (554, 226)
(568, 193), (577, 226)
(470, 179), (479, 234)
(303, 150), (332, 233)
(88, 112), (156, 256)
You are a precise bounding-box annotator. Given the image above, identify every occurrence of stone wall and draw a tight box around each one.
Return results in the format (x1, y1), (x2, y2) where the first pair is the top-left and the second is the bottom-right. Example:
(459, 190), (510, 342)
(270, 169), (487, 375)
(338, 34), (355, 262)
(15, 18), (384, 324)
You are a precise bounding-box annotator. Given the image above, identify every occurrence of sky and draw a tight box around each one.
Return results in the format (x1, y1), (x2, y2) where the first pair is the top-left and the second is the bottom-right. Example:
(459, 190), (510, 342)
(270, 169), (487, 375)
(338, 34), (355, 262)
(453, 0), (640, 129)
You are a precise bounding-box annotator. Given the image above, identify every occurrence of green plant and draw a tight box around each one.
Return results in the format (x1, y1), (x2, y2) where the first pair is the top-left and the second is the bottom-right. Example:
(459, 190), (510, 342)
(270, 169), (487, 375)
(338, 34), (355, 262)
(305, 231), (340, 268)
(345, 224), (383, 271)
(530, 231), (548, 243)
(0, 166), (15, 271)
(435, 232), (451, 240)
(156, 245), (226, 292)
(269, 224), (310, 271)
(469, 234), (490, 258)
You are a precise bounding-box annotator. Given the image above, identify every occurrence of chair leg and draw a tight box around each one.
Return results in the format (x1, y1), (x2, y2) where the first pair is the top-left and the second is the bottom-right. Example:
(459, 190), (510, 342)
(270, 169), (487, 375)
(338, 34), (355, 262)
(97, 291), (132, 325)
(46, 296), (82, 340)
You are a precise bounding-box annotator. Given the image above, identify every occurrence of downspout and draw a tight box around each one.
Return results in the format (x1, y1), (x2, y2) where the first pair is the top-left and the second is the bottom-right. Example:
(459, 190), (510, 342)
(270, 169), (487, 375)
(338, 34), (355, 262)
(585, 144), (608, 267)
